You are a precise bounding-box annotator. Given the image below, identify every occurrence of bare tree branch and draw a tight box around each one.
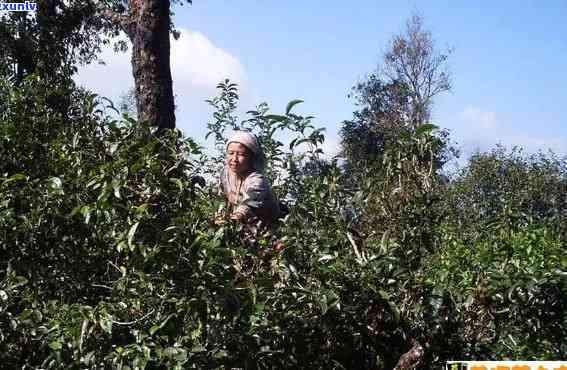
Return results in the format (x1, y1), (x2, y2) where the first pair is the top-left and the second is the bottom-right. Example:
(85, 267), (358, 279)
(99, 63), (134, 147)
(382, 14), (452, 127)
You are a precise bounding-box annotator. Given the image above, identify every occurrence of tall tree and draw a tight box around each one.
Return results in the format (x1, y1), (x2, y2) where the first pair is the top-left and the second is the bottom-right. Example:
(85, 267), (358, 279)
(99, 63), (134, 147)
(341, 77), (411, 173)
(383, 14), (451, 128)
(102, 0), (192, 130)
(1, 0), (190, 131)
(341, 14), (452, 173)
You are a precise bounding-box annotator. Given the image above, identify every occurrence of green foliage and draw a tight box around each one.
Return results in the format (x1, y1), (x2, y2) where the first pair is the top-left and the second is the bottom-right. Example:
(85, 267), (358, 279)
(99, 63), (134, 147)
(341, 77), (410, 172)
(0, 0), (119, 84)
(1, 76), (215, 368)
(340, 14), (456, 180)
(445, 146), (567, 240)
(428, 226), (566, 359)
(205, 79), (325, 198)
(0, 76), (566, 369)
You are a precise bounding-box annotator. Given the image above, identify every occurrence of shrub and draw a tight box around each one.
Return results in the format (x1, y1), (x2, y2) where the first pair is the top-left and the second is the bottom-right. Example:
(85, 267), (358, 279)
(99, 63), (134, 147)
(1, 77), (566, 369)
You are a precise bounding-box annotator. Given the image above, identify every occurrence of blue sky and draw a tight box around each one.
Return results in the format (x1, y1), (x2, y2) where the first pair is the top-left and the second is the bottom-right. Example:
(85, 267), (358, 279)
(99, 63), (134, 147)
(76, 0), (567, 161)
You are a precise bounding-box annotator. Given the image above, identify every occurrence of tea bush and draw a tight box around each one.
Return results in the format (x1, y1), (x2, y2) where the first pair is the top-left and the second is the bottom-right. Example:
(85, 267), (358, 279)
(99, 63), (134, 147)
(1, 77), (566, 369)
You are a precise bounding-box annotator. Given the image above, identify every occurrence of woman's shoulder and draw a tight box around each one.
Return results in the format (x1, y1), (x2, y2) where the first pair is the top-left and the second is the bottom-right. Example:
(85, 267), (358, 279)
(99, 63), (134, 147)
(243, 171), (270, 188)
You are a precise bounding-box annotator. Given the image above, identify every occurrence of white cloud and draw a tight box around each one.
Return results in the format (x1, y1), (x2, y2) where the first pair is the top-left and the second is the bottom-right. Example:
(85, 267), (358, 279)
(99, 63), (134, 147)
(320, 132), (341, 159)
(171, 29), (247, 92)
(74, 36), (133, 103)
(74, 30), (248, 137)
(452, 106), (566, 159)
(171, 29), (248, 138)
(460, 106), (498, 130)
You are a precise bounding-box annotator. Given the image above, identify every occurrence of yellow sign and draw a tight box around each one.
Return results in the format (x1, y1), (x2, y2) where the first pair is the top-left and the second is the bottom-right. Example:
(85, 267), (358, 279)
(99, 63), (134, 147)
(446, 362), (567, 370)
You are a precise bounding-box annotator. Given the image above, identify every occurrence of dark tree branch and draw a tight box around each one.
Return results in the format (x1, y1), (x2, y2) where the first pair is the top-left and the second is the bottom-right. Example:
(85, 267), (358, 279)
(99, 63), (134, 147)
(99, 7), (134, 37)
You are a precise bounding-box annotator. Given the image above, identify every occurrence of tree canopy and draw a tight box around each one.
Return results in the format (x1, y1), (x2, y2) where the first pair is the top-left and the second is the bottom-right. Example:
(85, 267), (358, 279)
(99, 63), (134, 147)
(341, 14), (454, 177)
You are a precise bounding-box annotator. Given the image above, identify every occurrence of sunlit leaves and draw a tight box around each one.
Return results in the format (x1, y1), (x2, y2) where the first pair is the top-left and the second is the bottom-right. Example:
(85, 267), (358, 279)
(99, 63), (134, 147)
(1, 75), (566, 368)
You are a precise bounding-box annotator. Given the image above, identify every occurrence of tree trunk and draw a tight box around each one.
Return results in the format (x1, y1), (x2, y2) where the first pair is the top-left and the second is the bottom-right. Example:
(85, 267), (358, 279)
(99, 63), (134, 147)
(128, 0), (175, 130)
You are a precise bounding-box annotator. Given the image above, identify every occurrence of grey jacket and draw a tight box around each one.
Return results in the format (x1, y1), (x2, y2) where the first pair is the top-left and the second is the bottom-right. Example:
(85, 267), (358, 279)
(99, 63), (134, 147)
(219, 167), (281, 224)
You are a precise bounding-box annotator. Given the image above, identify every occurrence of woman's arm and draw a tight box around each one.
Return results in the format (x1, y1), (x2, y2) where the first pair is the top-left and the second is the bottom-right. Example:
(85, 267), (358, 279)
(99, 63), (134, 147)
(231, 173), (276, 222)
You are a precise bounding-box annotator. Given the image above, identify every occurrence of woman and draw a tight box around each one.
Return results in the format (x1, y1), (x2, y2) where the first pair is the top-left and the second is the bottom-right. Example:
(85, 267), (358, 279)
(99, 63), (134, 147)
(218, 131), (281, 225)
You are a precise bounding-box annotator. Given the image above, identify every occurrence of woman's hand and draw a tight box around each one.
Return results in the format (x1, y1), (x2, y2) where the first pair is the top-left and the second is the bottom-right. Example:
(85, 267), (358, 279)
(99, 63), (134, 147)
(214, 215), (227, 226)
(230, 209), (248, 222)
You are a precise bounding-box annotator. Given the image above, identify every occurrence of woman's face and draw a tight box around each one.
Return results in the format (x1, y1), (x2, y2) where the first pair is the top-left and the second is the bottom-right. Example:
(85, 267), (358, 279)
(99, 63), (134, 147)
(227, 142), (252, 175)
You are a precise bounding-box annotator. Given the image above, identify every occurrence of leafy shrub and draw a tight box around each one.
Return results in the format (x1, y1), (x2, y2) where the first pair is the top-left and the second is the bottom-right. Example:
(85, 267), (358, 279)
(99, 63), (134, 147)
(1, 77), (566, 369)
(428, 226), (567, 359)
(445, 146), (567, 240)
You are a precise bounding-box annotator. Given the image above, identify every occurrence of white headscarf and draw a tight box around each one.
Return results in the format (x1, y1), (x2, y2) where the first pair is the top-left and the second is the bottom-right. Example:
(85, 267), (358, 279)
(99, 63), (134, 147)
(227, 131), (265, 171)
